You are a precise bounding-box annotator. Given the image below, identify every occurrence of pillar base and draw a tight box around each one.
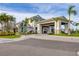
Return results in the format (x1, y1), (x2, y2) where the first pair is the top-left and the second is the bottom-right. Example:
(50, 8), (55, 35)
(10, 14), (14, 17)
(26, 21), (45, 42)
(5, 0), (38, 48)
(55, 30), (61, 34)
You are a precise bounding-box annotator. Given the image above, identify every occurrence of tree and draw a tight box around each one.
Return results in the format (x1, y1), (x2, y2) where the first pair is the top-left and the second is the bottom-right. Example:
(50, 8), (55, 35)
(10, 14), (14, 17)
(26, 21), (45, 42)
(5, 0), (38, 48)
(8, 15), (16, 34)
(24, 18), (29, 25)
(75, 22), (79, 33)
(0, 13), (9, 32)
(68, 5), (77, 35)
(0, 13), (16, 34)
(20, 18), (29, 33)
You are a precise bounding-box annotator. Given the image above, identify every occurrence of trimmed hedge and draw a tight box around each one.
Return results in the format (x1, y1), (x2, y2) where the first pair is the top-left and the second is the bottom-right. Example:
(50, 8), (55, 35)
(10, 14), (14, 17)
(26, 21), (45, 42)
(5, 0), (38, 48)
(0, 32), (15, 36)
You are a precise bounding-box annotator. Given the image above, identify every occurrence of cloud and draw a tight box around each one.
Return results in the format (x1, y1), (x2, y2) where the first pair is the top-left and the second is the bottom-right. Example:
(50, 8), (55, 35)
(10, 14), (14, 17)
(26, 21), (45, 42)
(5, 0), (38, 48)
(0, 8), (55, 23)
(30, 3), (68, 14)
(0, 3), (79, 23)
(0, 9), (36, 22)
(0, 4), (57, 22)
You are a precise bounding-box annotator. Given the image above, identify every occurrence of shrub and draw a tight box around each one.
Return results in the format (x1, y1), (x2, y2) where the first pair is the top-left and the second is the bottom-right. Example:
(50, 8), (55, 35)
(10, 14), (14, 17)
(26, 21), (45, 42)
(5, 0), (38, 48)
(26, 31), (34, 34)
(0, 32), (15, 36)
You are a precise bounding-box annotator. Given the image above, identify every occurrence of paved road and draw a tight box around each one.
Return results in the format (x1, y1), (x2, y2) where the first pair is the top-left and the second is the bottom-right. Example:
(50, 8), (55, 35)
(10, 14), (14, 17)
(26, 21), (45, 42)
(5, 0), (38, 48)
(0, 38), (79, 56)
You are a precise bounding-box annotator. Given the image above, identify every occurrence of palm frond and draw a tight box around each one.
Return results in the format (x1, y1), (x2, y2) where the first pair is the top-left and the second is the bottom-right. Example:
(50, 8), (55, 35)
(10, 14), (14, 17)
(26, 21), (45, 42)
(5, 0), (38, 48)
(71, 10), (77, 15)
(25, 18), (29, 24)
(68, 5), (75, 15)
(76, 23), (79, 26)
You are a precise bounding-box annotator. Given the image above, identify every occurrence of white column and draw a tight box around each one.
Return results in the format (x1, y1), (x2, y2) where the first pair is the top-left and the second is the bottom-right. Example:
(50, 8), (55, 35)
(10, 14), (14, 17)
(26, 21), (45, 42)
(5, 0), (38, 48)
(54, 22), (57, 34)
(64, 23), (68, 33)
(54, 20), (61, 34)
(37, 24), (42, 34)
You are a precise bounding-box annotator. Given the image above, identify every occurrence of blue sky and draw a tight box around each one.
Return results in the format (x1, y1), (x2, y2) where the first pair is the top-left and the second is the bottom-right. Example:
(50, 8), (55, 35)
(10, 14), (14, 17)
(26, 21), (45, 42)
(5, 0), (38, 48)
(0, 3), (79, 22)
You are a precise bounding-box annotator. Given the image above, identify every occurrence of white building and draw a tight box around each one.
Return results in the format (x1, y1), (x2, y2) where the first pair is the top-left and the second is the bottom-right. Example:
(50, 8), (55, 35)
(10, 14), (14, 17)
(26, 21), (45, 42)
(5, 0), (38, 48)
(27, 16), (69, 34)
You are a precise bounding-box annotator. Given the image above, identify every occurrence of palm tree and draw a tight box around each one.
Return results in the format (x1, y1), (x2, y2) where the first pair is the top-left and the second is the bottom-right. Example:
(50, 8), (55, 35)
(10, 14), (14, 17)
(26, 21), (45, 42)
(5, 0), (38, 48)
(21, 18), (29, 33)
(8, 15), (16, 34)
(0, 13), (8, 32)
(0, 13), (16, 34)
(68, 5), (77, 35)
(75, 22), (79, 33)
(24, 18), (29, 25)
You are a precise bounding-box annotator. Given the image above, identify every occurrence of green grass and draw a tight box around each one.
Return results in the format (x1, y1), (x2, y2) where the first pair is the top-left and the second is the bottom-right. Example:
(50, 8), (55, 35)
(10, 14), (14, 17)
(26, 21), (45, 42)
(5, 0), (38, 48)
(48, 33), (79, 37)
(0, 35), (21, 39)
(0, 32), (21, 39)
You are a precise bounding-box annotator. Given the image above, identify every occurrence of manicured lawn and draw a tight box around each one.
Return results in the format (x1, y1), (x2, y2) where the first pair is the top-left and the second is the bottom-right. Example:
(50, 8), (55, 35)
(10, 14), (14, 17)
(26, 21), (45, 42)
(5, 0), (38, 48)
(49, 33), (79, 37)
(0, 32), (21, 39)
(0, 35), (21, 39)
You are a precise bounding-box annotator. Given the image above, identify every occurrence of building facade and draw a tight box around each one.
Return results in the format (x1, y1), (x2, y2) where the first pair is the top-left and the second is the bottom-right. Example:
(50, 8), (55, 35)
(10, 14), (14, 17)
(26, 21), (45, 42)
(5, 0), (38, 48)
(28, 16), (69, 34)
(17, 15), (69, 34)
(36, 16), (69, 34)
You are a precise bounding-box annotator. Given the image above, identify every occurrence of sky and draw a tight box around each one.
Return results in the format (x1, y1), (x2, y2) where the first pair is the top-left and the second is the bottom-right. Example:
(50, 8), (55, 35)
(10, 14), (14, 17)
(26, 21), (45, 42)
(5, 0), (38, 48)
(0, 3), (79, 23)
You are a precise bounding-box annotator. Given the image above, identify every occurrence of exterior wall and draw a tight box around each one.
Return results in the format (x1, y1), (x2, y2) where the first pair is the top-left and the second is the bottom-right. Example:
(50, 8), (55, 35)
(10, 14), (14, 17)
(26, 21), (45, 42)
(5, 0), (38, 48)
(48, 26), (51, 33)
(28, 19), (37, 33)
(28, 19), (36, 27)
(27, 18), (68, 34)
(49, 26), (54, 33)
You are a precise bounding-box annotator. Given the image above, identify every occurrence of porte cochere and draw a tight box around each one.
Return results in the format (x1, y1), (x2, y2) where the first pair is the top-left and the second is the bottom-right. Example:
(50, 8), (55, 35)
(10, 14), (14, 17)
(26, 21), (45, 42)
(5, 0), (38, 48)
(37, 16), (69, 34)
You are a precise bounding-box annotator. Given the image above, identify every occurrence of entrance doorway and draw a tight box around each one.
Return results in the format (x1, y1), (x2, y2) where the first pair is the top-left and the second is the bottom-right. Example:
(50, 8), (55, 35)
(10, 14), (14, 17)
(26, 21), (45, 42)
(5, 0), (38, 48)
(42, 26), (49, 34)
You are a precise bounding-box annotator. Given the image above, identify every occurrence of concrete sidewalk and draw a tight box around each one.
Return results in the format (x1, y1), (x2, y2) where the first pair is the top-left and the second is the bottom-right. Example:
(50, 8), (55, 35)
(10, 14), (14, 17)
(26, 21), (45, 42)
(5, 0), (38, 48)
(24, 34), (79, 43)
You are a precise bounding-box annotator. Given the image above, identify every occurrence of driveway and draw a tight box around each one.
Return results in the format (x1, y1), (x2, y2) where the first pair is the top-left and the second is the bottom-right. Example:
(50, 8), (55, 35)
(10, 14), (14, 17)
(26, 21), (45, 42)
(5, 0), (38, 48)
(0, 38), (79, 56)
(0, 34), (79, 56)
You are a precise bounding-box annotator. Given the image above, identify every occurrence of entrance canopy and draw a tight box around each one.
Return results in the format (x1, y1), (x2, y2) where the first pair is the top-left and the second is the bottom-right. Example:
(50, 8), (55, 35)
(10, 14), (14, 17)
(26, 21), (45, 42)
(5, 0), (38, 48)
(37, 16), (69, 34)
